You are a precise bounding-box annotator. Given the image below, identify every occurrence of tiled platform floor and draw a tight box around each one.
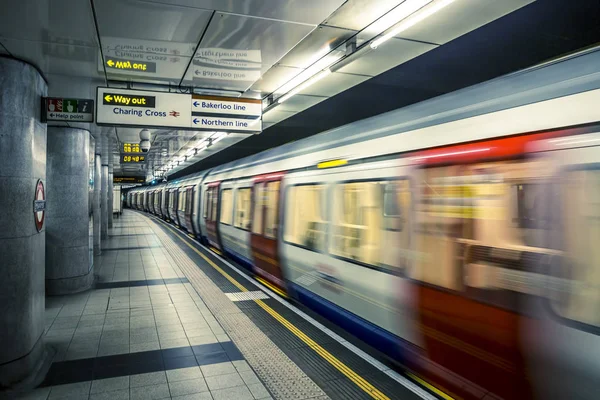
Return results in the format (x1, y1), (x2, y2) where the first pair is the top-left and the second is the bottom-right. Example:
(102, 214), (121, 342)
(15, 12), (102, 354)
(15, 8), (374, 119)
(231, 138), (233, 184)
(20, 213), (272, 400)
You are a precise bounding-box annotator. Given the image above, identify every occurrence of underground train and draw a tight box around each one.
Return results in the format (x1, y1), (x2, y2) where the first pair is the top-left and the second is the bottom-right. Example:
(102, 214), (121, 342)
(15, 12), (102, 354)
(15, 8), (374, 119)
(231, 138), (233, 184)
(128, 47), (600, 399)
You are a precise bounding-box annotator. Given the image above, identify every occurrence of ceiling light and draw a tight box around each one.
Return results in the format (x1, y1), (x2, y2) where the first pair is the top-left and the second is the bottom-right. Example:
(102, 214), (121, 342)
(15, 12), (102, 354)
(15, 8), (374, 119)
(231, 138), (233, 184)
(371, 0), (455, 49)
(367, 0), (432, 38)
(210, 132), (229, 145)
(278, 69), (331, 104)
(277, 52), (343, 95)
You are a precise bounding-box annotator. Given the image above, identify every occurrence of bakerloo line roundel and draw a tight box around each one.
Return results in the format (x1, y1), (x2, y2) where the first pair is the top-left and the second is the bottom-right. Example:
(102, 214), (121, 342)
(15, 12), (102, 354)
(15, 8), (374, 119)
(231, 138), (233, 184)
(128, 51), (600, 400)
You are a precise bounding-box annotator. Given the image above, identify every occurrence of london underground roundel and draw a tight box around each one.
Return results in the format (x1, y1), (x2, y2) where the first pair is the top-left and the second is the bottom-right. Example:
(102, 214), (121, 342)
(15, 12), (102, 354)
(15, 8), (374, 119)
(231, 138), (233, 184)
(34, 179), (46, 232)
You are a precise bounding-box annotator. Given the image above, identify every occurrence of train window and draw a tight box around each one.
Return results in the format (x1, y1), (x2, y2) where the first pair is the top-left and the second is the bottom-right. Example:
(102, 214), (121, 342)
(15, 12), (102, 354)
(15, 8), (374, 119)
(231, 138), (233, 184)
(179, 190), (186, 212)
(511, 183), (546, 229)
(264, 181), (280, 239)
(284, 184), (327, 252)
(220, 189), (233, 225)
(553, 168), (600, 327)
(252, 183), (264, 234)
(234, 188), (252, 230)
(330, 179), (411, 270)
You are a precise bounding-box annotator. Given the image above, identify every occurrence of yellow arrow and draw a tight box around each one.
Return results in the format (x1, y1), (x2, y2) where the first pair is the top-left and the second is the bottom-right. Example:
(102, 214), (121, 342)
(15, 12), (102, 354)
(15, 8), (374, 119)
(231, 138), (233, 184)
(106, 59), (115, 67)
(104, 94), (113, 102)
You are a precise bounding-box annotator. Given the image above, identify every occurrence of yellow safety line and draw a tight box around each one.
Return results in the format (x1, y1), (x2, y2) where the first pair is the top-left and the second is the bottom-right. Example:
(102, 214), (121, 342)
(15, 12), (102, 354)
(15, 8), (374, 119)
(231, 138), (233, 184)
(255, 276), (288, 299)
(157, 220), (390, 400)
(406, 373), (457, 400)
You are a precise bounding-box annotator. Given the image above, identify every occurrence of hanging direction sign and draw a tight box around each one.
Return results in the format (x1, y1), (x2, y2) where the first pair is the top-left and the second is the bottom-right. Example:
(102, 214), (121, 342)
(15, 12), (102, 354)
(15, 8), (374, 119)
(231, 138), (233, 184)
(191, 95), (261, 132)
(97, 87), (262, 132)
(42, 97), (94, 122)
(97, 87), (191, 129)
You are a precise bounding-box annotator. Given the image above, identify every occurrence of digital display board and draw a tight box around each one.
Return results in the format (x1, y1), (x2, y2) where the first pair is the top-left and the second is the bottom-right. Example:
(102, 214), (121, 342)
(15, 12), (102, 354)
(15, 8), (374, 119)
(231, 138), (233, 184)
(122, 155), (145, 163)
(123, 143), (141, 153)
(114, 176), (145, 183)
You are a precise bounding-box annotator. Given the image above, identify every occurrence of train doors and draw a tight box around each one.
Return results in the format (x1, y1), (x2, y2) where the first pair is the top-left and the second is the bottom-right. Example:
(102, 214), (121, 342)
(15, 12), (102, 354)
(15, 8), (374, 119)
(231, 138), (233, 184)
(169, 189), (179, 225)
(250, 172), (286, 291)
(184, 186), (195, 234)
(204, 182), (221, 249)
(162, 189), (169, 220)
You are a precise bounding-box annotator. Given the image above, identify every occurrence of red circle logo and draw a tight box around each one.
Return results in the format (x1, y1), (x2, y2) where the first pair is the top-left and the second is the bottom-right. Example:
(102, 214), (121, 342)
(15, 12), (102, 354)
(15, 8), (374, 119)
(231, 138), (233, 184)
(34, 180), (46, 232)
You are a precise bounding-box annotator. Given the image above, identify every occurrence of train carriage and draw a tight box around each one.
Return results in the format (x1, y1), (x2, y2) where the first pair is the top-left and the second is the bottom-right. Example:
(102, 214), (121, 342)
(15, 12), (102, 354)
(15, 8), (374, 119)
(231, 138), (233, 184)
(126, 46), (600, 400)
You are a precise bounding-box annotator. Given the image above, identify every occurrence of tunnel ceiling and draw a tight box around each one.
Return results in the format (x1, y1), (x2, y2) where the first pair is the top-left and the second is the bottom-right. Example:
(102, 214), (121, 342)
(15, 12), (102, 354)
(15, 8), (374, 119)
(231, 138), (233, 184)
(0, 0), (599, 180)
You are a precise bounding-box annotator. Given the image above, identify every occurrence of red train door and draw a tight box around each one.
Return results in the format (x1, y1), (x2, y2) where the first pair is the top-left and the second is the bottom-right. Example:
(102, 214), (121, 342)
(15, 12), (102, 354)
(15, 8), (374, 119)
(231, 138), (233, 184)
(184, 186), (195, 235)
(204, 182), (221, 249)
(250, 172), (285, 292)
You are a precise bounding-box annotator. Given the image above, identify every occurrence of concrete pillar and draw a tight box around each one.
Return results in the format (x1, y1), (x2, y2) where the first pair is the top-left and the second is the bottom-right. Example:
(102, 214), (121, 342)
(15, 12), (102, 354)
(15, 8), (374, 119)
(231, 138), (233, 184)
(0, 57), (49, 387)
(101, 164), (109, 239)
(88, 136), (95, 267)
(45, 127), (93, 295)
(93, 150), (101, 255)
(108, 164), (114, 229)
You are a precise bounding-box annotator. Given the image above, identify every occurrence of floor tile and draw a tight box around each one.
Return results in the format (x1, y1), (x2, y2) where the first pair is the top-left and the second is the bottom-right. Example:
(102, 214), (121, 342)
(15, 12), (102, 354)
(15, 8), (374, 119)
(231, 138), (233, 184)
(210, 385), (254, 400)
(48, 381), (91, 399)
(91, 376), (129, 394)
(205, 372), (245, 391)
(200, 362), (236, 378)
(89, 388), (129, 400)
(247, 383), (270, 399)
(166, 366), (202, 383)
(129, 383), (170, 400)
(169, 378), (209, 397)
(129, 371), (167, 388)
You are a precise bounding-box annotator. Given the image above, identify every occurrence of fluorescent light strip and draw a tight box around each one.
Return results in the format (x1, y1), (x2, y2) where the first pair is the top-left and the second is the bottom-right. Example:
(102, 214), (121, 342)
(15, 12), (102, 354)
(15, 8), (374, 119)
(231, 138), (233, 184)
(277, 52), (343, 94)
(371, 0), (455, 49)
(210, 131), (228, 145)
(367, 0), (432, 38)
(278, 69), (331, 104)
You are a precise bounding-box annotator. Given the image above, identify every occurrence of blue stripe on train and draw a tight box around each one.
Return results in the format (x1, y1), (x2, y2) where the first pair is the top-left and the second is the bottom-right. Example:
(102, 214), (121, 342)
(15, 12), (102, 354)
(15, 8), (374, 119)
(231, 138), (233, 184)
(288, 282), (409, 364)
(223, 248), (254, 272)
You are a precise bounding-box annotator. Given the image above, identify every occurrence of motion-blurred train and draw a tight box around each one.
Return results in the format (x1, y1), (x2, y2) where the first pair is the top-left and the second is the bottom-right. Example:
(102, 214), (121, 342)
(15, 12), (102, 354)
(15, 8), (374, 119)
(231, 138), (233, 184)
(128, 47), (600, 399)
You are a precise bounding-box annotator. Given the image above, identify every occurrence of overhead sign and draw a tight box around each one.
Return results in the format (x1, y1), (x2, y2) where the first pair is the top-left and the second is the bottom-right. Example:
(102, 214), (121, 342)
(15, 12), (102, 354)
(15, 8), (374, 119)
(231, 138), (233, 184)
(191, 95), (261, 132)
(191, 96), (261, 117)
(97, 87), (191, 129)
(123, 143), (142, 153)
(34, 179), (46, 232)
(114, 176), (145, 183)
(105, 57), (157, 73)
(97, 87), (262, 133)
(42, 97), (94, 122)
(122, 155), (145, 163)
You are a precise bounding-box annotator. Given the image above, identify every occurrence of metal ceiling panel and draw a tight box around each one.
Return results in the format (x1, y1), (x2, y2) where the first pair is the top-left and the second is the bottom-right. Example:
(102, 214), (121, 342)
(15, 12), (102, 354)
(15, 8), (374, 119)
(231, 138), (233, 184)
(335, 37), (437, 76)
(0, 0), (97, 46)
(276, 94), (327, 113)
(262, 108), (296, 125)
(395, 0), (535, 45)
(182, 12), (315, 89)
(245, 64), (303, 96)
(277, 26), (357, 69)
(323, 0), (405, 31)
(0, 38), (103, 79)
(299, 71), (371, 97)
(139, 0), (347, 25)
(94, 0), (212, 43)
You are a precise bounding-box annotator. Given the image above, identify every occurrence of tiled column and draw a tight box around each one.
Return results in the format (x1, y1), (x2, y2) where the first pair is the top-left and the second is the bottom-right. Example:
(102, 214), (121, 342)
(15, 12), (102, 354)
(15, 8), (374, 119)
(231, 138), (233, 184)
(0, 57), (48, 387)
(45, 127), (93, 294)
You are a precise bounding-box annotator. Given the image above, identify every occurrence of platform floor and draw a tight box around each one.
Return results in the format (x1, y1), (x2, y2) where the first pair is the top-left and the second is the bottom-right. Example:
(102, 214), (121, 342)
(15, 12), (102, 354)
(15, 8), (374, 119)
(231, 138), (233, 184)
(21, 211), (433, 400)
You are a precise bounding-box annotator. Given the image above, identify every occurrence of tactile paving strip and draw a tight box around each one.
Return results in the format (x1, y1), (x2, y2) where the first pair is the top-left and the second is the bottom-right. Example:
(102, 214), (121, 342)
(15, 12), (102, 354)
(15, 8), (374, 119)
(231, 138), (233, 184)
(148, 220), (329, 400)
(226, 291), (271, 302)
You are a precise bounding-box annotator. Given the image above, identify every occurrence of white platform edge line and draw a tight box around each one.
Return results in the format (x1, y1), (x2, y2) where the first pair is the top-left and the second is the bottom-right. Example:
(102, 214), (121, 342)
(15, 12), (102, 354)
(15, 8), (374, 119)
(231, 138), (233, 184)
(173, 232), (437, 400)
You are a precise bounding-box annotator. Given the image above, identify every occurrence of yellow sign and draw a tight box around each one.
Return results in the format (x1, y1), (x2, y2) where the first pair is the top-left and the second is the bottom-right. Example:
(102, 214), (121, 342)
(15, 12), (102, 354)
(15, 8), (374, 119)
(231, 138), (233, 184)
(105, 57), (156, 73)
(317, 159), (348, 169)
(123, 143), (141, 153)
(122, 155), (145, 163)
